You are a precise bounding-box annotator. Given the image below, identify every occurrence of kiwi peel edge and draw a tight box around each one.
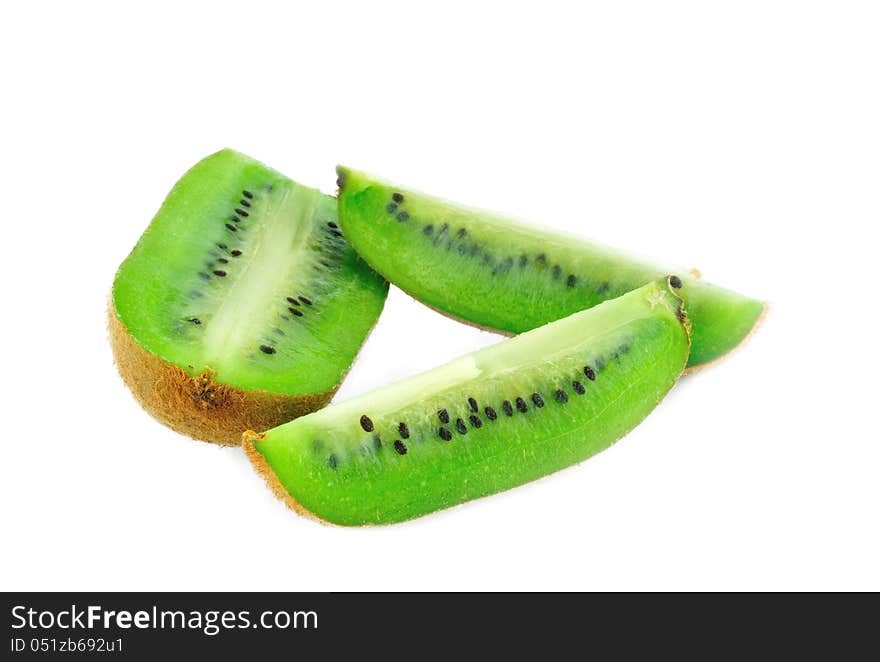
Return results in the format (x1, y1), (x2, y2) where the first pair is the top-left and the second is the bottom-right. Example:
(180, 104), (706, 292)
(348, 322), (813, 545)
(108, 302), (336, 446)
(681, 301), (768, 376)
(242, 429), (328, 524)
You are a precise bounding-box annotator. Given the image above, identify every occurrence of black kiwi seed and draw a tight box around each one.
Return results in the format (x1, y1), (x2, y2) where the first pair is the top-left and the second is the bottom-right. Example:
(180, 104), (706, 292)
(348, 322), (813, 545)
(230, 250), (242, 257)
(259, 345), (276, 354)
(213, 270), (227, 277)
(536, 253), (547, 268)
(225, 223), (237, 232)
(516, 397), (528, 413)
(240, 199), (251, 207)
(397, 211), (409, 222)
(469, 414), (483, 428)
(503, 400), (514, 416)
(433, 224), (449, 245)
(360, 415), (374, 432)
(566, 274), (577, 288)
(584, 366), (596, 381)
(235, 208), (249, 217)
(468, 397), (478, 413)
(455, 418), (468, 435)
(198, 272), (210, 280)
(328, 221), (338, 229)
(331, 230), (343, 237)
(392, 193), (404, 203)
(518, 255), (528, 267)
(670, 275), (683, 289)
(327, 454), (338, 469)
(230, 215), (240, 223)
(456, 228), (467, 239)
(217, 257), (228, 264)
(217, 243), (228, 250)
(532, 393), (545, 408)
(438, 408), (450, 424)
(394, 440), (408, 455)
(439, 427), (452, 441)
(493, 257), (514, 276)
(398, 422), (410, 439)
(555, 389), (568, 404)
(423, 224), (434, 235)
(188, 317), (201, 324)
(386, 203), (398, 213)
(242, 190), (254, 199)
(286, 296), (300, 305)
(552, 265), (562, 279)
(572, 381), (585, 395)
(485, 406), (497, 420)
(289, 308), (303, 317)
(299, 296), (312, 306)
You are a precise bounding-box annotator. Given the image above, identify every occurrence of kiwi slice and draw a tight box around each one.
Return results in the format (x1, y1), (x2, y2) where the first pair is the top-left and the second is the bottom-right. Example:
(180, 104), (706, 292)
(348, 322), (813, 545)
(244, 279), (689, 525)
(110, 150), (388, 445)
(336, 167), (765, 369)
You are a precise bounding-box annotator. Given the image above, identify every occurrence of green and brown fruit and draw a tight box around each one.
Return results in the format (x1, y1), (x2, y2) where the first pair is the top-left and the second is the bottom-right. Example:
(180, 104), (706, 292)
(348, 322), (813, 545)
(110, 150), (388, 445)
(336, 167), (764, 369)
(244, 279), (690, 525)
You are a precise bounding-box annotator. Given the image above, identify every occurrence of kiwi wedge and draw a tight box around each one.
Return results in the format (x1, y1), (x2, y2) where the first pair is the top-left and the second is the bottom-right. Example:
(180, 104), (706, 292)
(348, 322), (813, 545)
(244, 279), (689, 525)
(336, 167), (764, 369)
(110, 150), (388, 445)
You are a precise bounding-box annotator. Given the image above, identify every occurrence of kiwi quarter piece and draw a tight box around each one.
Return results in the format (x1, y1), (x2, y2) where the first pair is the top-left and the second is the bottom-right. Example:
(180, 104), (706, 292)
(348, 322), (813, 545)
(110, 150), (389, 445)
(336, 167), (765, 369)
(244, 279), (689, 525)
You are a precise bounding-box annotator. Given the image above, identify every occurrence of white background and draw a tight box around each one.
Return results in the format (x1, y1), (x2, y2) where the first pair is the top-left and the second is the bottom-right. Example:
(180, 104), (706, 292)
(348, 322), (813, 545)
(2, 1), (878, 591)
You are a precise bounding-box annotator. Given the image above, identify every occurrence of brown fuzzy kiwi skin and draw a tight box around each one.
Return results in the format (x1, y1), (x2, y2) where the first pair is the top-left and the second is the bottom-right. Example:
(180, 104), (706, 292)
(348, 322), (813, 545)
(108, 303), (336, 446)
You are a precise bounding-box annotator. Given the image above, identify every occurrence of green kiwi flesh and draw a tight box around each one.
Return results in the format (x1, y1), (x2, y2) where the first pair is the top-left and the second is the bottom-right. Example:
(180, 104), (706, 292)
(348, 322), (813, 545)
(244, 279), (689, 525)
(111, 150), (388, 444)
(336, 167), (764, 369)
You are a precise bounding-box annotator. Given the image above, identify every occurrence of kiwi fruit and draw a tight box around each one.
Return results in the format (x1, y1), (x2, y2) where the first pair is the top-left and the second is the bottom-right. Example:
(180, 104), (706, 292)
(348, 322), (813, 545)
(336, 167), (765, 369)
(110, 150), (388, 445)
(243, 279), (689, 525)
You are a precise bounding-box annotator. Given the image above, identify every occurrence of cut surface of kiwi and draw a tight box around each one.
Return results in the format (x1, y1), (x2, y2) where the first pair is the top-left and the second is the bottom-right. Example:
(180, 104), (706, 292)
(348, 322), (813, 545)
(336, 167), (764, 369)
(244, 279), (689, 525)
(111, 150), (388, 444)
